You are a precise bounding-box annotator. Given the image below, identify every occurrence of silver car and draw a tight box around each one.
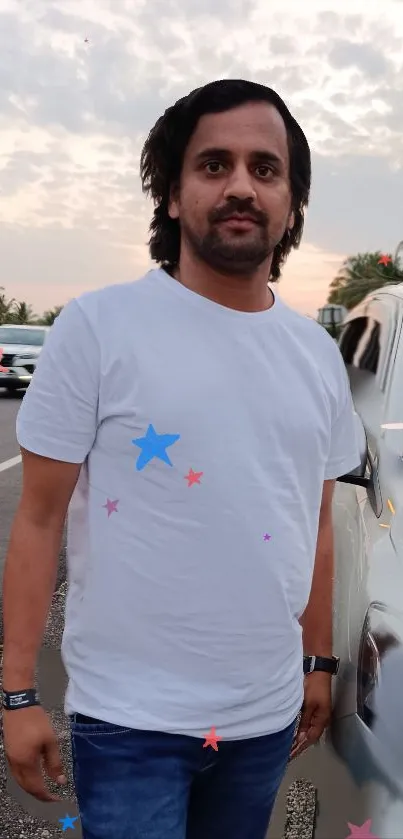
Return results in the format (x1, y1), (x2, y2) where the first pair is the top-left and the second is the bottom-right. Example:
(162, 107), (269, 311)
(268, 285), (403, 838)
(0, 324), (50, 393)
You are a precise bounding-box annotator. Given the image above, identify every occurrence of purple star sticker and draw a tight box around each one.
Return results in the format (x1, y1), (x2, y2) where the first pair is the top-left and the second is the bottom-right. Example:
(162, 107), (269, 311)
(263, 533), (271, 541)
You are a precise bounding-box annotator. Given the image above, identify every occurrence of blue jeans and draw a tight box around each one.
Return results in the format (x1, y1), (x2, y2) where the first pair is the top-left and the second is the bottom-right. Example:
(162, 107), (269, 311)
(70, 714), (296, 839)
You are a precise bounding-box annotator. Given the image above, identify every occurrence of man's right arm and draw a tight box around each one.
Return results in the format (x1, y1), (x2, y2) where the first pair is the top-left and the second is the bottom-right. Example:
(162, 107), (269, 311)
(2, 297), (100, 801)
(2, 296), (100, 692)
(2, 451), (81, 691)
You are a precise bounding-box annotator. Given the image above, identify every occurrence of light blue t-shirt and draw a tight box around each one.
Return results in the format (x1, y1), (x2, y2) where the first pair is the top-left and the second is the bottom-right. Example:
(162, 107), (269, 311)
(16, 268), (360, 738)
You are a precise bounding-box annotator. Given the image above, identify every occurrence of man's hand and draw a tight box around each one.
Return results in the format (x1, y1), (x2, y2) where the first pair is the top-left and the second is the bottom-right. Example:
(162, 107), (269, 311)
(3, 705), (67, 801)
(290, 671), (332, 760)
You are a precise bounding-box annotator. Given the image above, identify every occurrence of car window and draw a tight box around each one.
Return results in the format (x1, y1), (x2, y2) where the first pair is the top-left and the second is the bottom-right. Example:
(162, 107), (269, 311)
(339, 316), (381, 374)
(0, 328), (46, 346)
(339, 299), (399, 457)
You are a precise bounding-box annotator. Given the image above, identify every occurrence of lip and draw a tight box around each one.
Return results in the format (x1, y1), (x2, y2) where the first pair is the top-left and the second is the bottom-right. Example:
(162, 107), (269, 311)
(219, 216), (258, 228)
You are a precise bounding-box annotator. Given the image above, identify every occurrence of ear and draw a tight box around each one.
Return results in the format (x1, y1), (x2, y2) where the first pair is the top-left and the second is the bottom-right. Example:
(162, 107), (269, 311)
(168, 183), (180, 220)
(288, 210), (295, 230)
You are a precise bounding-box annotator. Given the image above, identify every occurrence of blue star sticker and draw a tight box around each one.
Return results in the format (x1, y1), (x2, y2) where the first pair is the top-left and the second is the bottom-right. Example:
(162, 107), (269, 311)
(132, 423), (181, 471)
(59, 814), (79, 831)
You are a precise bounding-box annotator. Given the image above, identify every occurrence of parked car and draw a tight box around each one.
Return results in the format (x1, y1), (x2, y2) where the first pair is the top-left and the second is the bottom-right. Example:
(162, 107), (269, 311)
(0, 324), (50, 393)
(268, 284), (403, 838)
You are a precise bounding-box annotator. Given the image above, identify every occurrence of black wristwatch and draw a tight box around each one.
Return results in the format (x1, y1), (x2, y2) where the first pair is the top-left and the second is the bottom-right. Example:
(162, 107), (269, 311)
(303, 655), (340, 676)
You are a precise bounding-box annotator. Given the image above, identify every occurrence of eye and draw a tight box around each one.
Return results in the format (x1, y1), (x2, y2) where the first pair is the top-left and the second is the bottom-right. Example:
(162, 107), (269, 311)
(255, 164), (275, 178)
(204, 161), (224, 175)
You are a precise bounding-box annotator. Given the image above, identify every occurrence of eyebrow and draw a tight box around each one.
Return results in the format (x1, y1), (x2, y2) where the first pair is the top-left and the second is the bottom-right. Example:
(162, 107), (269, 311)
(193, 147), (284, 167)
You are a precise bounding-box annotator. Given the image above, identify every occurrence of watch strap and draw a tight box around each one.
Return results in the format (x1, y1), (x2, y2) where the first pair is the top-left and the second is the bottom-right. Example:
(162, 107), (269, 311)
(2, 688), (40, 710)
(303, 655), (339, 675)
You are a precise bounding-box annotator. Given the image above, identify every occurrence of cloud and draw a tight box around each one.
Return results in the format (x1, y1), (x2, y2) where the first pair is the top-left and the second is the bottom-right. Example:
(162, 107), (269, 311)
(306, 152), (403, 254)
(328, 39), (391, 79)
(0, 0), (402, 315)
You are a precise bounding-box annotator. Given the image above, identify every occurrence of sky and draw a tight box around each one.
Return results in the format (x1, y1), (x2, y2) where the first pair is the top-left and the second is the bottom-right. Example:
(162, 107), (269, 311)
(0, 0), (402, 318)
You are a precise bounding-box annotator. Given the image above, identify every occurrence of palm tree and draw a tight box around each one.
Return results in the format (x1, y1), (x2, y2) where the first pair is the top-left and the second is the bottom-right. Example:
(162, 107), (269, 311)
(0, 287), (15, 325)
(38, 306), (63, 326)
(327, 251), (403, 310)
(11, 301), (36, 324)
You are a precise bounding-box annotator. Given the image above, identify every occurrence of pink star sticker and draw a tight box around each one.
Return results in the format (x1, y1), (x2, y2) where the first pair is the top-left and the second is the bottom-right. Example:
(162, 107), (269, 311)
(346, 819), (379, 838)
(378, 254), (392, 266)
(103, 498), (119, 517)
(202, 727), (222, 752)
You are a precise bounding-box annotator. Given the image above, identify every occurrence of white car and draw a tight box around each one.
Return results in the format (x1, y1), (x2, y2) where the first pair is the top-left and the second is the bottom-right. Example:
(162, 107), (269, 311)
(268, 284), (403, 839)
(0, 324), (50, 393)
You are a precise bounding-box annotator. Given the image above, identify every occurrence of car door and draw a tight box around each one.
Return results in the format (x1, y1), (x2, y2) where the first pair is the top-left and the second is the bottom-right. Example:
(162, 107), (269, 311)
(330, 295), (395, 715)
(311, 293), (403, 835)
(267, 293), (403, 838)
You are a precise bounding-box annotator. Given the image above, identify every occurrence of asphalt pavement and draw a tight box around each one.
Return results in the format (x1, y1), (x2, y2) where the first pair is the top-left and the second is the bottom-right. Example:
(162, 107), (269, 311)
(0, 390), (66, 606)
(0, 392), (23, 583)
(0, 388), (315, 839)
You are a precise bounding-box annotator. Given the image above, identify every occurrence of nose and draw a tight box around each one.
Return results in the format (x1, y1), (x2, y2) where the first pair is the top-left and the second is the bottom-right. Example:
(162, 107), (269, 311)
(223, 164), (257, 202)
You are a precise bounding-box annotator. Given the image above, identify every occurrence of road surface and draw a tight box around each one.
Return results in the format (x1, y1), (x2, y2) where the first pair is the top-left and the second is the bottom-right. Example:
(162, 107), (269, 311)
(0, 392), (23, 633)
(0, 390), (66, 612)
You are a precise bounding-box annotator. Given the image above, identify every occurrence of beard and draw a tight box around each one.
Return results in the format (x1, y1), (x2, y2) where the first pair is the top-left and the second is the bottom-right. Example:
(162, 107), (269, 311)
(179, 213), (286, 277)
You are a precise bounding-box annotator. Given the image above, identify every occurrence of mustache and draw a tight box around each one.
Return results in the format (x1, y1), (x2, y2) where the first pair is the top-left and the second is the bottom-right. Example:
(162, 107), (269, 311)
(209, 200), (267, 226)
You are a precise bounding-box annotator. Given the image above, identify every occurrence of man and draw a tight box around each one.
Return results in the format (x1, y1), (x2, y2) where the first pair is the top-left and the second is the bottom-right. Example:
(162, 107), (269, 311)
(2, 79), (360, 839)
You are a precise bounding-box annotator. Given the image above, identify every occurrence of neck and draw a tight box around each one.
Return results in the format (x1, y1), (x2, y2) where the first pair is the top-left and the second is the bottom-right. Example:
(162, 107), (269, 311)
(172, 251), (274, 313)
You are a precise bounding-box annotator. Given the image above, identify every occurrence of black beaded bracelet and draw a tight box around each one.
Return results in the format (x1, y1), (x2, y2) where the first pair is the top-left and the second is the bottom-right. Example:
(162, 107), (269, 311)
(2, 688), (40, 711)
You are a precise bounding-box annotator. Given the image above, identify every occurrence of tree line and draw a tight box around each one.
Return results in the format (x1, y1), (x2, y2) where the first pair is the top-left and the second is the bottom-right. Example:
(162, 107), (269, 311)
(0, 288), (63, 326)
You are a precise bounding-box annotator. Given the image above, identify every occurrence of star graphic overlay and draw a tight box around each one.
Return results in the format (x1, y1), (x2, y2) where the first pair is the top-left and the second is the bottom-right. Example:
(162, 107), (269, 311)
(132, 424), (180, 471)
(185, 468), (203, 487)
(59, 814), (79, 832)
(263, 533), (271, 541)
(378, 254), (392, 266)
(103, 498), (119, 517)
(346, 818), (379, 838)
(202, 726), (222, 752)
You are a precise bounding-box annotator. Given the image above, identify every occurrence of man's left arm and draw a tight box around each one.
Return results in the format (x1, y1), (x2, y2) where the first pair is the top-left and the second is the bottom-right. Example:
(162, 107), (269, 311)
(300, 479), (335, 658)
(291, 344), (361, 758)
(291, 479), (335, 758)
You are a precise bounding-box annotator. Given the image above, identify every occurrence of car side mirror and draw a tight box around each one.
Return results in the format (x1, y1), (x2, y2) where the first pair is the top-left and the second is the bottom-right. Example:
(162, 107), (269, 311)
(336, 412), (371, 488)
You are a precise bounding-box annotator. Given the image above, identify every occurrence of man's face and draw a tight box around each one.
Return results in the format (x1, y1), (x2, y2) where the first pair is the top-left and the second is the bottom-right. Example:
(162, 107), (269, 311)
(168, 101), (295, 276)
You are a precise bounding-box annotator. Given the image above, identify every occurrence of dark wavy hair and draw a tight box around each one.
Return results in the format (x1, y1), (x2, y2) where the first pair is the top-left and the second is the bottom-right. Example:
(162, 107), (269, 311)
(140, 79), (311, 282)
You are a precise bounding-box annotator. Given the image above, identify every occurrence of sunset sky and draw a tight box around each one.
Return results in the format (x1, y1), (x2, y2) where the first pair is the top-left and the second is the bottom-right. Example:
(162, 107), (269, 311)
(0, 0), (402, 317)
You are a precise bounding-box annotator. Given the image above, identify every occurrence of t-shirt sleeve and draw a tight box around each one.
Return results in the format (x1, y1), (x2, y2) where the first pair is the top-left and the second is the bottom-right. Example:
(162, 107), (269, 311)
(16, 298), (99, 463)
(324, 351), (362, 480)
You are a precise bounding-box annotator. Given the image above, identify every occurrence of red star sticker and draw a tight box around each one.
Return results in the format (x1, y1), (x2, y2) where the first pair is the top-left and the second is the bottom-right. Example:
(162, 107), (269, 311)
(184, 468), (203, 487)
(346, 819), (379, 838)
(378, 254), (392, 266)
(202, 726), (222, 752)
